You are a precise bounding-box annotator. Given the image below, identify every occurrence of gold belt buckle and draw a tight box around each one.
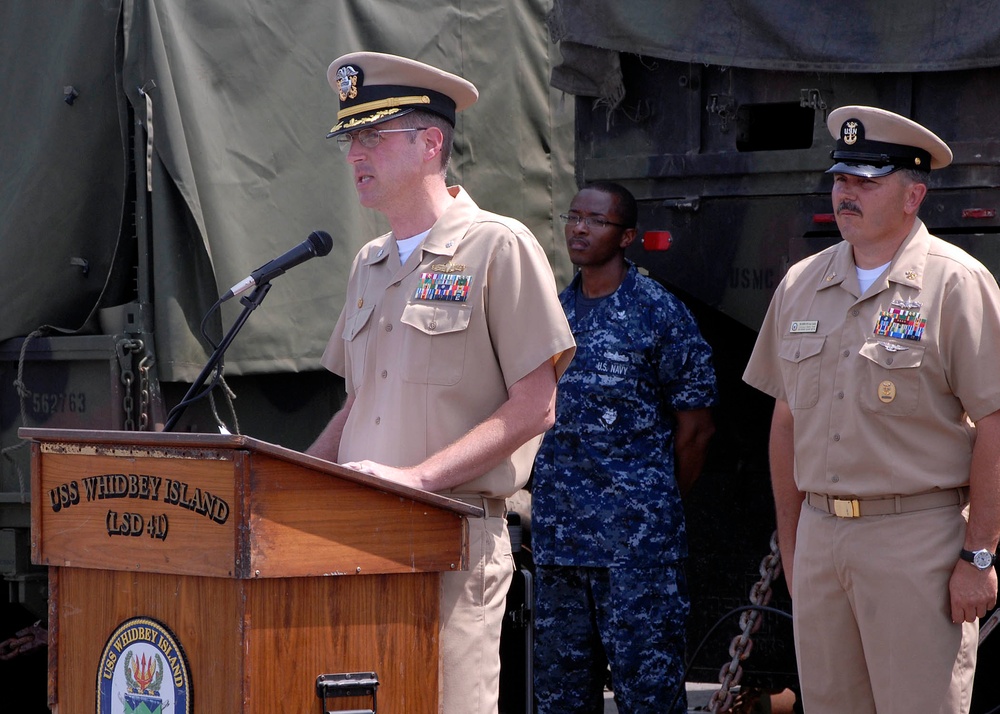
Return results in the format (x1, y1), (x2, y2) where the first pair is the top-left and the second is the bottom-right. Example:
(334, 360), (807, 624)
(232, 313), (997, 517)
(832, 498), (861, 518)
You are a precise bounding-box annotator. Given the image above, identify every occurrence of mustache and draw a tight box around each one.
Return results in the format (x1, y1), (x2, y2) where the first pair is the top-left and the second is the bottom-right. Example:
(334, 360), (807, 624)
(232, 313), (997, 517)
(837, 200), (863, 215)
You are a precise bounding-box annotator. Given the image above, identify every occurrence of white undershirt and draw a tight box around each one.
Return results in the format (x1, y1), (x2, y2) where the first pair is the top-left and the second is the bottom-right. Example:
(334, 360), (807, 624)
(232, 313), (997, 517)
(396, 229), (431, 264)
(856, 261), (891, 295)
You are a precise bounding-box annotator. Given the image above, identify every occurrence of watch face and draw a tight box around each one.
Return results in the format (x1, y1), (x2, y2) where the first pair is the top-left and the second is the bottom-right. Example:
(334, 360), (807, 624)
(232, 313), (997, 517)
(974, 550), (995, 569)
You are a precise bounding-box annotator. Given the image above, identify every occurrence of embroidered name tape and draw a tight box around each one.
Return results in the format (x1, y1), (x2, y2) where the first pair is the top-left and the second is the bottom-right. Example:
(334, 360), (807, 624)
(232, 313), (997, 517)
(414, 272), (472, 302)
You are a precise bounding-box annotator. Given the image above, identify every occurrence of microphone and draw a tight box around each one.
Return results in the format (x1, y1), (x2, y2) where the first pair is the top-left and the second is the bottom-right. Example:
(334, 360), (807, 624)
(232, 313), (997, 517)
(222, 230), (334, 300)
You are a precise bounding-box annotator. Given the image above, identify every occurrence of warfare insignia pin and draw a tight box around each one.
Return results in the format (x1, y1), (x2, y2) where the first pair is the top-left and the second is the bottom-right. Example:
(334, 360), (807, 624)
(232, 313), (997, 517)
(430, 261), (466, 273)
(336, 65), (361, 102)
(98, 617), (191, 714)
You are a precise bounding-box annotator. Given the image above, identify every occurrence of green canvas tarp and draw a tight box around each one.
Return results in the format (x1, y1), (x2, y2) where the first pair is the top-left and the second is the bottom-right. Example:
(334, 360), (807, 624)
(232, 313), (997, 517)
(548, 0), (1000, 105)
(0, 0), (575, 381)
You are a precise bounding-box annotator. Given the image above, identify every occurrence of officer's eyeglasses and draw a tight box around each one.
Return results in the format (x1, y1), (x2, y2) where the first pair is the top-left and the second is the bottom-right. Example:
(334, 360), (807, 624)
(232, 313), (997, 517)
(335, 127), (427, 153)
(559, 213), (629, 230)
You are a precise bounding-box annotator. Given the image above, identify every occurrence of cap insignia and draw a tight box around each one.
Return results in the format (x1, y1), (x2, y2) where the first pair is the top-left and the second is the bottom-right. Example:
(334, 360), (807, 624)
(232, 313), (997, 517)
(843, 120), (859, 146)
(336, 65), (361, 102)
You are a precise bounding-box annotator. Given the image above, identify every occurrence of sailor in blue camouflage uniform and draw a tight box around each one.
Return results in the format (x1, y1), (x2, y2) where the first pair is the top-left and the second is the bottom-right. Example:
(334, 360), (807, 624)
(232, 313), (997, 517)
(532, 182), (718, 714)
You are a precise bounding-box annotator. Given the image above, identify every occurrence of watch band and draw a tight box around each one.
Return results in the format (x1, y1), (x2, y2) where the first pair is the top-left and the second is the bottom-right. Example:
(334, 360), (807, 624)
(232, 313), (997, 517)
(960, 548), (998, 570)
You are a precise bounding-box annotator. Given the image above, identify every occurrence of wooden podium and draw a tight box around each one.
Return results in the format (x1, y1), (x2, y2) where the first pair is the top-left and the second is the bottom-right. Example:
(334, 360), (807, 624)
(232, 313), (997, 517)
(21, 428), (480, 714)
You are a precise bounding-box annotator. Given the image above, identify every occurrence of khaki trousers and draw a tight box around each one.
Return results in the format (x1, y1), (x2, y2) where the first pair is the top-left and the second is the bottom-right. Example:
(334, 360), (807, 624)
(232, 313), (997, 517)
(793, 502), (978, 714)
(439, 513), (514, 714)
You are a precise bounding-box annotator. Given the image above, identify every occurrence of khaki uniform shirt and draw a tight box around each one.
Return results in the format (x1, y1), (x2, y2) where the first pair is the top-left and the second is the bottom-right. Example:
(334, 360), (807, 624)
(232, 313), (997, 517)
(744, 219), (1000, 497)
(322, 186), (576, 498)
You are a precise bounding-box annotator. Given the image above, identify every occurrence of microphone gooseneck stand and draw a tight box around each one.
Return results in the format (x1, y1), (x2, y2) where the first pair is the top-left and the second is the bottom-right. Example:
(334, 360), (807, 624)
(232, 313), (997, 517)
(162, 282), (273, 432)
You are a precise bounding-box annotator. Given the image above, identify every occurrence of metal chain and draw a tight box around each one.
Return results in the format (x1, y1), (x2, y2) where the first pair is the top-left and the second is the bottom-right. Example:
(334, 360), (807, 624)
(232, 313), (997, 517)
(0, 621), (47, 661)
(121, 371), (135, 430)
(137, 352), (152, 431)
(707, 530), (783, 713)
(116, 338), (143, 430)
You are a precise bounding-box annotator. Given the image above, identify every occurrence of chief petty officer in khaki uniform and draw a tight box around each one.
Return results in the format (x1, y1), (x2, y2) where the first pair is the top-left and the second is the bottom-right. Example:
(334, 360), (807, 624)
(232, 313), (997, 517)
(307, 52), (575, 714)
(744, 106), (1000, 713)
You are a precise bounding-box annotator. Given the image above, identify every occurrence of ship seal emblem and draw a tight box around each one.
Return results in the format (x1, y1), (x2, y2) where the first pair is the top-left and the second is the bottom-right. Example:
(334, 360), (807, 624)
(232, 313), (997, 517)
(97, 616), (191, 714)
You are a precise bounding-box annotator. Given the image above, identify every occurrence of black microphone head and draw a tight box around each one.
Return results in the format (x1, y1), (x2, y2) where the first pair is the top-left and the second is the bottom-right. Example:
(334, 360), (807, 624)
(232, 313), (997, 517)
(307, 230), (334, 256)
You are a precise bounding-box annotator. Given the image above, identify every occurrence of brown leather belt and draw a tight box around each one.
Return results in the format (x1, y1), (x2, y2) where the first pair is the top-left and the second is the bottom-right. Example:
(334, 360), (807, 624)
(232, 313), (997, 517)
(449, 495), (508, 519)
(806, 487), (969, 518)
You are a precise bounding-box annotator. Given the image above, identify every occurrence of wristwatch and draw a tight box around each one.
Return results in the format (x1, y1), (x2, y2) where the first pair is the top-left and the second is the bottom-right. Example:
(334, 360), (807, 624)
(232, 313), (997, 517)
(960, 548), (998, 570)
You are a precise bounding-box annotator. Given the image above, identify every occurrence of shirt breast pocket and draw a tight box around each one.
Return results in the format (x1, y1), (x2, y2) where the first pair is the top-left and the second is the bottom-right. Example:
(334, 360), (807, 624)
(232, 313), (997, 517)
(400, 302), (472, 385)
(341, 305), (376, 388)
(778, 335), (825, 409)
(858, 339), (924, 416)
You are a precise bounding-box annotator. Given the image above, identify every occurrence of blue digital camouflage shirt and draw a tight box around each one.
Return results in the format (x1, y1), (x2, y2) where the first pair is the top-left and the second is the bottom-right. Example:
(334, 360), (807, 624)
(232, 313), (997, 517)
(532, 264), (718, 567)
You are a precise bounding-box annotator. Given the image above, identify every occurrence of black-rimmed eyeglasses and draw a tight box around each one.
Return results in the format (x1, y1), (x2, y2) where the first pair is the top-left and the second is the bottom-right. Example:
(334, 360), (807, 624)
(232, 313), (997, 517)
(559, 213), (629, 229)
(335, 127), (427, 153)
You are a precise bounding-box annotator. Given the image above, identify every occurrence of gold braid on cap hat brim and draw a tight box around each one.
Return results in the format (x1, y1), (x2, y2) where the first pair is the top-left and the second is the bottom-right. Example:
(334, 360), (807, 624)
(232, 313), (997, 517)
(338, 95), (431, 122)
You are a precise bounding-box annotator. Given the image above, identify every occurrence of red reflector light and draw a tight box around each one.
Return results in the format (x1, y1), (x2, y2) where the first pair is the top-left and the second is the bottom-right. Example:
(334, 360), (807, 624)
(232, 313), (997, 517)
(962, 208), (997, 219)
(812, 213), (837, 224)
(643, 231), (673, 251)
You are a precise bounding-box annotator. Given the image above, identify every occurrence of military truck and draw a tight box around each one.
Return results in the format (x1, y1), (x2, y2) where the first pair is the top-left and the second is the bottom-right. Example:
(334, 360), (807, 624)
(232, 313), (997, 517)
(547, 1), (1000, 711)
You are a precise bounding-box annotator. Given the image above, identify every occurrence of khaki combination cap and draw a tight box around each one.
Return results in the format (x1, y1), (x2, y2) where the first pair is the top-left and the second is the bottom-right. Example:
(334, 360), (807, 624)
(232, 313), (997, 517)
(326, 51), (478, 138)
(826, 105), (953, 178)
